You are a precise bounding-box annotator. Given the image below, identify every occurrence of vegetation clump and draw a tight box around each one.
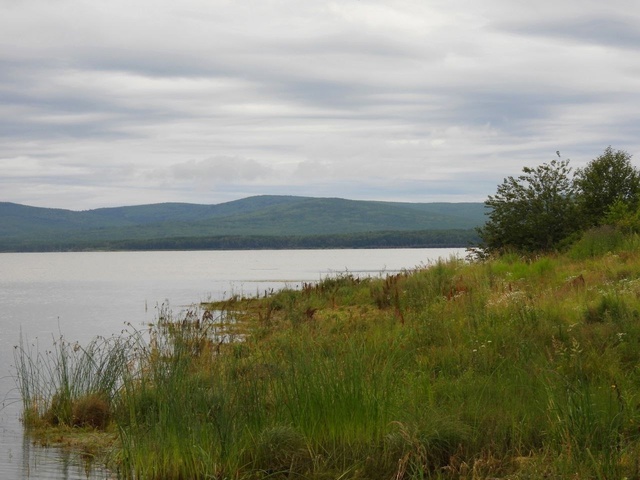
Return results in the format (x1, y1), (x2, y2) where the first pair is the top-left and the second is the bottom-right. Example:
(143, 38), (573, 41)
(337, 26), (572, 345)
(478, 146), (640, 254)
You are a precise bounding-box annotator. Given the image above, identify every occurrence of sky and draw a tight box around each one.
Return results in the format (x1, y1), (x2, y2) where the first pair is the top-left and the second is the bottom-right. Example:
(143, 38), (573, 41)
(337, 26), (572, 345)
(2, 0), (640, 210)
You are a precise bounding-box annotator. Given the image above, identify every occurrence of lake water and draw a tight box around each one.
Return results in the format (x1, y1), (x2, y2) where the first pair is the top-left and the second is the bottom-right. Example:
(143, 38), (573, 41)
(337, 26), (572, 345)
(0, 248), (463, 479)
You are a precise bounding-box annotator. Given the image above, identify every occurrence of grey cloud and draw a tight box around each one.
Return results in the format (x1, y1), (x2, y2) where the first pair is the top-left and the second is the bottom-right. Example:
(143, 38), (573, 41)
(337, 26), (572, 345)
(445, 91), (604, 132)
(167, 156), (276, 183)
(2, 1), (640, 209)
(502, 16), (640, 50)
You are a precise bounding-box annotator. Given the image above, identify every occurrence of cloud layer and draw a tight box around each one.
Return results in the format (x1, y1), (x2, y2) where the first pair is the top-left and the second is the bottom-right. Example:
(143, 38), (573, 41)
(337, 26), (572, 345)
(2, 0), (640, 208)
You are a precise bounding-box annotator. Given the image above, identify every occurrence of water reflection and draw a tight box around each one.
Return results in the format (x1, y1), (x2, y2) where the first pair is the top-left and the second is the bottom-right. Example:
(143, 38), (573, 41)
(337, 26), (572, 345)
(1, 364), (116, 479)
(18, 435), (114, 480)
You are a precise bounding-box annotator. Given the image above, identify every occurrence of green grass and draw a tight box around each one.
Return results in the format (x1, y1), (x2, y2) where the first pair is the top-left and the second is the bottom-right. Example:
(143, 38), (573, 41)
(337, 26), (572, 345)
(14, 229), (640, 478)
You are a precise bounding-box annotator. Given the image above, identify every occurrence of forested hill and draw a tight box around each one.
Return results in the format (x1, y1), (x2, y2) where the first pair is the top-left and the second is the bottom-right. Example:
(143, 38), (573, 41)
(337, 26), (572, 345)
(0, 196), (486, 251)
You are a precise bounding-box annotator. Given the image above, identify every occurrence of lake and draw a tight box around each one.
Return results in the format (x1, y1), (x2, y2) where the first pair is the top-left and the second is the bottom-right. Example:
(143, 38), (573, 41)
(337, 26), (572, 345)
(0, 248), (463, 479)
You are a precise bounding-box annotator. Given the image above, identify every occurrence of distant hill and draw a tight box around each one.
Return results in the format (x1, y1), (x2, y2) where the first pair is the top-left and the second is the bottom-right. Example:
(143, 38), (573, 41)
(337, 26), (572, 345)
(0, 196), (487, 251)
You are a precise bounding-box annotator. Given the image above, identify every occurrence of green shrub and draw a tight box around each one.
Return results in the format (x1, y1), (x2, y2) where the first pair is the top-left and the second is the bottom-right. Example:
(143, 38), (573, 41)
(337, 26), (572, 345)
(569, 226), (625, 259)
(250, 425), (311, 475)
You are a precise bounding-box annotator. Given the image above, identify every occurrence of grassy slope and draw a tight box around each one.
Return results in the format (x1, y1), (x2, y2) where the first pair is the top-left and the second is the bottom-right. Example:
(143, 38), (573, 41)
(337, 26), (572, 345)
(15, 227), (640, 479)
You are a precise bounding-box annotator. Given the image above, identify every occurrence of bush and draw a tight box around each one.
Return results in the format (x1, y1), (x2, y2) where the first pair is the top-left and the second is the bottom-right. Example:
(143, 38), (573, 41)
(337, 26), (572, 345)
(569, 226), (625, 259)
(576, 146), (640, 226)
(478, 158), (580, 253)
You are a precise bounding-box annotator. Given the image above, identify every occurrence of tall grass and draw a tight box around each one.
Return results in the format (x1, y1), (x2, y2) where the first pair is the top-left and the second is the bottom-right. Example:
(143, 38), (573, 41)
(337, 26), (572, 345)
(14, 228), (640, 478)
(14, 334), (130, 429)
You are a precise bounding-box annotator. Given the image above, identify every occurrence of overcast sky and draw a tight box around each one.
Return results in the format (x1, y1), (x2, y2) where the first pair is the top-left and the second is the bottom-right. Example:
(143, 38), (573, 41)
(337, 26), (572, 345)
(2, 0), (640, 210)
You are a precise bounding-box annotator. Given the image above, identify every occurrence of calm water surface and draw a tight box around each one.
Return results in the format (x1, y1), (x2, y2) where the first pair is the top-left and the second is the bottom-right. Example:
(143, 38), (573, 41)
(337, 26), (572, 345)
(0, 248), (463, 479)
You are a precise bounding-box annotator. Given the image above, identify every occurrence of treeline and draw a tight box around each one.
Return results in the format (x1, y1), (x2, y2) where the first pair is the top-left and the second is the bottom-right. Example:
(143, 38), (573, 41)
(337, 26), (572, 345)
(479, 147), (640, 254)
(0, 229), (479, 252)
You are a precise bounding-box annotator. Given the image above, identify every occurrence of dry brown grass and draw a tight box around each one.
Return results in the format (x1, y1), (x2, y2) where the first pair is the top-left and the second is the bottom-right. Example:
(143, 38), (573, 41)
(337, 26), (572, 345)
(72, 393), (111, 429)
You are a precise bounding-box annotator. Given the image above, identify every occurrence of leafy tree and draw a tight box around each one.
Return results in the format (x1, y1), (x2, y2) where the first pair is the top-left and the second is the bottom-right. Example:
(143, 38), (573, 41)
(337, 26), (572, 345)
(603, 198), (640, 234)
(478, 158), (581, 253)
(575, 147), (640, 226)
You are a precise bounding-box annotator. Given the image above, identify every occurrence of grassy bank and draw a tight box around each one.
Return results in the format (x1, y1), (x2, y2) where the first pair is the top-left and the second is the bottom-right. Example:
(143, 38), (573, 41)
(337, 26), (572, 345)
(15, 228), (640, 478)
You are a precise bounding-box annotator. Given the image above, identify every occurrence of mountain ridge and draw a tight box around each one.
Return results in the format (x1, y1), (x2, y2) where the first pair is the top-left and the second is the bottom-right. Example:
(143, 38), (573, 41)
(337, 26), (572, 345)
(0, 195), (487, 251)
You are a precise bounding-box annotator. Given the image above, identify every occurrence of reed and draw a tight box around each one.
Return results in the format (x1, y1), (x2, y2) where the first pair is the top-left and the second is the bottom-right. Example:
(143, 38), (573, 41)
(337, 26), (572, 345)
(14, 334), (129, 429)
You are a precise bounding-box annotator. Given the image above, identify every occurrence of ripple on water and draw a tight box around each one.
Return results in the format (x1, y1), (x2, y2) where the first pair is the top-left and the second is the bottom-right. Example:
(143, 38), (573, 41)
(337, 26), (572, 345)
(0, 432), (117, 479)
(1, 394), (116, 479)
